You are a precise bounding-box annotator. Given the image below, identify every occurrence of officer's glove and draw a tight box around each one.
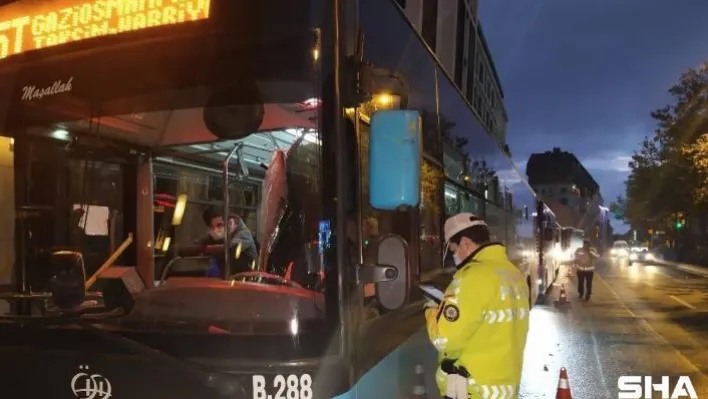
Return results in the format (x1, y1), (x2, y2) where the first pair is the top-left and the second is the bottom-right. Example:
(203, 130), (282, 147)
(440, 358), (457, 374)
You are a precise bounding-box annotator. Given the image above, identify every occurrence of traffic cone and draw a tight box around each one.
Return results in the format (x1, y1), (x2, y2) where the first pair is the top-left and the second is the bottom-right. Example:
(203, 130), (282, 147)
(556, 367), (572, 399)
(556, 284), (569, 304)
(411, 364), (427, 398)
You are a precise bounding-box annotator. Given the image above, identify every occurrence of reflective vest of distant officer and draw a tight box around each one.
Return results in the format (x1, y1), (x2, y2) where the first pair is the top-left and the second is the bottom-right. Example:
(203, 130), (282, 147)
(425, 213), (530, 399)
(574, 240), (599, 301)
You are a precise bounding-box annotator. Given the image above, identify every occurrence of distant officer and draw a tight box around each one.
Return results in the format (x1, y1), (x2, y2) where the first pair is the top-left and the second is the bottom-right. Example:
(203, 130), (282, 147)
(574, 240), (600, 301)
(425, 213), (530, 399)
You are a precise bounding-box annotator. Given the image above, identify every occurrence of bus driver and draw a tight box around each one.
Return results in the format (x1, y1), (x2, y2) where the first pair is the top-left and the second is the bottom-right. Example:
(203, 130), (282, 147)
(195, 208), (259, 277)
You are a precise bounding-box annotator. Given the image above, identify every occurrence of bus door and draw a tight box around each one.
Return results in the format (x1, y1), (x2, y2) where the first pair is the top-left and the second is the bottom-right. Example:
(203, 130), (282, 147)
(11, 133), (139, 313)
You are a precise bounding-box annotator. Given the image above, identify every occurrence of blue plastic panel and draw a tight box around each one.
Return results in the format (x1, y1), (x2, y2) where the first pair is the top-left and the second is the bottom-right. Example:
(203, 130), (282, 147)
(368, 110), (422, 210)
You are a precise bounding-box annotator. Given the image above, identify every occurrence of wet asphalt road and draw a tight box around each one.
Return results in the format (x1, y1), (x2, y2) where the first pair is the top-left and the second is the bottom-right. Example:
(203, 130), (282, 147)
(518, 258), (708, 399)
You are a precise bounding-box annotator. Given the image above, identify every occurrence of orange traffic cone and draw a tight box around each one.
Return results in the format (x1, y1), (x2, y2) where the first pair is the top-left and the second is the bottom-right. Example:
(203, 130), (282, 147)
(556, 367), (572, 399)
(411, 364), (427, 398)
(556, 284), (569, 304)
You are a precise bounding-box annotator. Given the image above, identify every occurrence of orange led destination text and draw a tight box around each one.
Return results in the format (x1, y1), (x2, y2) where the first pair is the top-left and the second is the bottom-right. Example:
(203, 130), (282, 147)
(0, 0), (211, 60)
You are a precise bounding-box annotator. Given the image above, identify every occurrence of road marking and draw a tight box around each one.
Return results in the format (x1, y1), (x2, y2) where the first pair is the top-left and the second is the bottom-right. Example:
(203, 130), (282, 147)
(669, 295), (697, 310)
(597, 275), (705, 377)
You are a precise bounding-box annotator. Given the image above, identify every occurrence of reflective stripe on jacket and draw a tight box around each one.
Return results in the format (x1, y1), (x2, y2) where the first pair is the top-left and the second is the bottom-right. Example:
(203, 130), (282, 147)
(574, 247), (599, 271)
(424, 243), (530, 398)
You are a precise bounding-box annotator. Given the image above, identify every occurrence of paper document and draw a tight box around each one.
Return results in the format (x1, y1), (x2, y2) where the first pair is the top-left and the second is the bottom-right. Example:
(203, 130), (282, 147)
(418, 284), (444, 304)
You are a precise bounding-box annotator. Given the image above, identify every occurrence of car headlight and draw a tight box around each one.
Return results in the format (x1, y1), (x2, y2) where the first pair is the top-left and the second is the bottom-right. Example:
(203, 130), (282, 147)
(645, 253), (654, 261)
(619, 249), (628, 256)
(629, 253), (638, 260)
(610, 249), (617, 255)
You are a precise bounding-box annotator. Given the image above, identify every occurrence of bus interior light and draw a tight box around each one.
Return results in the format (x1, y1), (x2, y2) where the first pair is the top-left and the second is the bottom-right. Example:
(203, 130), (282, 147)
(50, 128), (70, 141)
(171, 194), (188, 226)
(161, 237), (171, 252)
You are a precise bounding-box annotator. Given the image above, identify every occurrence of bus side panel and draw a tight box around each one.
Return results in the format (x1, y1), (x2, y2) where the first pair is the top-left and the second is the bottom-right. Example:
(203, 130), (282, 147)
(334, 328), (438, 399)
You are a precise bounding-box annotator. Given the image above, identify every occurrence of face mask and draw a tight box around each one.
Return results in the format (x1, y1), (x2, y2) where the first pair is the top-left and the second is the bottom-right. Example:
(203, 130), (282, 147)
(452, 241), (473, 266)
(210, 227), (224, 240)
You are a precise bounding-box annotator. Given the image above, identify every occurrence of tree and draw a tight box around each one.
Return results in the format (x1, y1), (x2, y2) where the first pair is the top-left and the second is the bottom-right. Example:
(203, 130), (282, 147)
(682, 133), (708, 202)
(622, 61), (708, 234)
(609, 195), (627, 221)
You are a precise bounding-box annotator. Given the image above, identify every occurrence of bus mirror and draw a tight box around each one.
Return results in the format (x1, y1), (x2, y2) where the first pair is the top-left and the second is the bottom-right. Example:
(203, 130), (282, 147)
(203, 85), (265, 140)
(49, 250), (87, 311)
(368, 110), (422, 211)
(372, 235), (409, 310)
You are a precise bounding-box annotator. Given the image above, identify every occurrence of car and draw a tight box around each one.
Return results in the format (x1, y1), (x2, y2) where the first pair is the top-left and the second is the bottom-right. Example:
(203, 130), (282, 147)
(610, 240), (630, 259)
(629, 249), (656, 265)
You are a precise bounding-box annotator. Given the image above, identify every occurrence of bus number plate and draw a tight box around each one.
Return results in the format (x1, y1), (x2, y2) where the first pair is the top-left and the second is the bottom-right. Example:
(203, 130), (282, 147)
(252, 374), (313, 399)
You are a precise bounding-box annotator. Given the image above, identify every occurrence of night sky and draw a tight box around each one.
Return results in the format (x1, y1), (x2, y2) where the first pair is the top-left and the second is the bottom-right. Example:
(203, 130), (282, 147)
(479, 0), (708, 233)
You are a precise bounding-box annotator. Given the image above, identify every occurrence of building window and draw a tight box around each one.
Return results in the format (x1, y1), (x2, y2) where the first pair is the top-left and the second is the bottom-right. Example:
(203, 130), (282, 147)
(454, 0), (466, 87)
(465, 20), (476, 101)
(421, 0), (438, 52)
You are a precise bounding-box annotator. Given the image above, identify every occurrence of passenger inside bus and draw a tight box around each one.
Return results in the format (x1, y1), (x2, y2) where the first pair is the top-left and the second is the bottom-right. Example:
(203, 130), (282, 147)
(192, 208), (259, 277)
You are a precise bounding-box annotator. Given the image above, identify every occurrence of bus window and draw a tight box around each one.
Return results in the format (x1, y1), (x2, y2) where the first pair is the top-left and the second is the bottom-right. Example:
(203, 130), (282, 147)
(444, 183), (460, 215)
(419, 159), (444, 275)
(486, 203), (506, 242)
(461, 191), (482, 215)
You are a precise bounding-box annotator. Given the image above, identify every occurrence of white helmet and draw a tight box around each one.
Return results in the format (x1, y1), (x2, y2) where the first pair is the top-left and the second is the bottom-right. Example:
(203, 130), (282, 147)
(442, 213), (488, 261)
(444, 212), (488, 244)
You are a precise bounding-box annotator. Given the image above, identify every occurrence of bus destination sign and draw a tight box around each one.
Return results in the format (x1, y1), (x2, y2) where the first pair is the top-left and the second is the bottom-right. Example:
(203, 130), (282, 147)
(0, 0), (211, 60)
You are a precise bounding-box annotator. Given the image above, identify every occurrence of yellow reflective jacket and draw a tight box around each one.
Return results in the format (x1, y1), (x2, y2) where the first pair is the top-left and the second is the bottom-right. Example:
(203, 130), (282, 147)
(425, 243), (530, 398)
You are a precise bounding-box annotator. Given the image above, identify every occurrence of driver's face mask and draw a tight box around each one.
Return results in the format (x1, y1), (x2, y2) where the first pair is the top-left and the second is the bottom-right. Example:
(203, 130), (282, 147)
(210, 222), (225, 240)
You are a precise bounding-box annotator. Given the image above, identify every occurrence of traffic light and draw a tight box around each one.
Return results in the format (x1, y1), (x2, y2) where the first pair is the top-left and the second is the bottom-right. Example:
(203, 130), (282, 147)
(676, 213), (686, 229)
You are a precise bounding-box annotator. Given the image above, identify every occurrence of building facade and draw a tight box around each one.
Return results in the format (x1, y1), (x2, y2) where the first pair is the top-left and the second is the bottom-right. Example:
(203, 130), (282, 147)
(395, 0), (508, 147)
(526, 147), (612, 251)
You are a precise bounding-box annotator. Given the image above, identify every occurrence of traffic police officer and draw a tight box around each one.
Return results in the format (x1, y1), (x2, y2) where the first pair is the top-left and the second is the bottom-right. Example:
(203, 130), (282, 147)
(574, 239), (599, 301)
(425, 213), (530, 399)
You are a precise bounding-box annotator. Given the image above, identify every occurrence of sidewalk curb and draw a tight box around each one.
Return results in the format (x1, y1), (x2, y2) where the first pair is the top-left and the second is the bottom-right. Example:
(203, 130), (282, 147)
(651, 259), (708, 278)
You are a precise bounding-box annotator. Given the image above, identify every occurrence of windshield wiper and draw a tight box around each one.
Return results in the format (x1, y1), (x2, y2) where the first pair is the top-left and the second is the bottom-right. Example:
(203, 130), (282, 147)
(5, 312), (246, 397)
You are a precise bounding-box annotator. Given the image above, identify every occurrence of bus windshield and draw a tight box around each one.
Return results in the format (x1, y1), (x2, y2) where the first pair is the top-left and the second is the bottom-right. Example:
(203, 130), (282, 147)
(0, 0), (335, 346)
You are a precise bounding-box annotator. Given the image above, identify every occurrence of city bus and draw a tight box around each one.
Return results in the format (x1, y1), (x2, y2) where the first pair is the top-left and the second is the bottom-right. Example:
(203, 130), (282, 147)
(532, 201), (562, 298)
(560, 227), (585, 259)
(0, 0), (551, 397)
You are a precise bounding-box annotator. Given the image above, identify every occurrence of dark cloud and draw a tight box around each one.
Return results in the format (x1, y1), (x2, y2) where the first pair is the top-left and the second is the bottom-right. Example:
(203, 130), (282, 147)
(479, 0), (708, 232)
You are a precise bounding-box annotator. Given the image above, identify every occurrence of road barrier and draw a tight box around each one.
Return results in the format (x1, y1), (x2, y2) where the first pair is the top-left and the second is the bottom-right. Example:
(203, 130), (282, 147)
(555, 367), (573, 399)
(555, 284), (569, 305)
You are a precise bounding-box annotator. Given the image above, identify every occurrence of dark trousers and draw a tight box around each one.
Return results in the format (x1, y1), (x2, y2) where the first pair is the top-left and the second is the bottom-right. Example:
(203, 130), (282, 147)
(577, 270), (594, 299)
